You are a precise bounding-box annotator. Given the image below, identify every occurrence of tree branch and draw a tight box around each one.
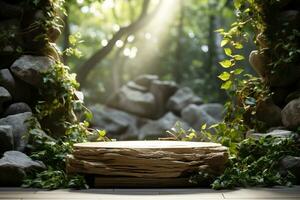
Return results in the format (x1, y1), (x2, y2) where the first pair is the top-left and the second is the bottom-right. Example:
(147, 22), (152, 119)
(76, 0), (161, 86)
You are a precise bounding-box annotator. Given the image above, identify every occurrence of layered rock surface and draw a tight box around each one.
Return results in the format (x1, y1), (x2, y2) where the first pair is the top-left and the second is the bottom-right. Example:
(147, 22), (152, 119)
(67, 141), (228, 186)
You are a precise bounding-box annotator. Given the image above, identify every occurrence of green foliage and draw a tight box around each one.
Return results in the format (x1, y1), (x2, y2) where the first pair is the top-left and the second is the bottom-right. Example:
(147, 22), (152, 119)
(212, 135), (300, 189)
(64, 32), (83, 58)
(169, 0), (300, 190)
(166, 122), (198, 141)
(35, 62), (81, 119)
(23, 60), (110, 189)
(23, 168), (88, 189)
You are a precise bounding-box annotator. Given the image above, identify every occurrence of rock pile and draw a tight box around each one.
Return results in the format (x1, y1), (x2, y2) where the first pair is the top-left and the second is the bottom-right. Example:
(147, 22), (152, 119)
(89, 75), (224, 140)
(0, 0), (68, 186)
(246, 1), (300, 182)
(248, 1), (300, 130)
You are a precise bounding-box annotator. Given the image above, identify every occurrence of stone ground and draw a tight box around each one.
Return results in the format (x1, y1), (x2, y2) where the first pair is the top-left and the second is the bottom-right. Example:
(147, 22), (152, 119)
(1, 186), (300, 200)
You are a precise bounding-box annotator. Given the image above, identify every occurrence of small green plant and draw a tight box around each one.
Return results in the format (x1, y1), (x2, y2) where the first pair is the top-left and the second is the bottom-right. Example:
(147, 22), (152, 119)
(212, 135), (300, 189)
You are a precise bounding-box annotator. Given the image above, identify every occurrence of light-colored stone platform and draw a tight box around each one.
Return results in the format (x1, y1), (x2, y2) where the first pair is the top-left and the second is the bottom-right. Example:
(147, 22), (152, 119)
(1, 186), (300, 200)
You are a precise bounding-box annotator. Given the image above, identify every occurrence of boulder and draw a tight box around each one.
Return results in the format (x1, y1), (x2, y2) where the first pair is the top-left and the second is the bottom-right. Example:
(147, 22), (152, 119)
(279, 156), (300, 183)
(0, 86), (11, 112)
(107, 85), (157, 118)
(139, 112), (189, 140)
(134, 74), (159, 89)
(282, 97), (300, 129)
(0, 151), (45, 186)
(10, 55), (53, 88)
(150, 80), (178, 118)
(181, 104), (220, 129)
(285, 91), (300, 104)
(249, 50), (268, 78)
(89, 104), (139, 139)
(0, 69), (15, 94)
(0, 125), (13, 155)
(0, 112), (32, 152)
(127, 81), (148, 92)
(3, 102), (32, 117)
(0, 69), (32, 102)
(167, 87), (203, 114)
(255, 100), (282, 127)
(198, 103), (224, 121)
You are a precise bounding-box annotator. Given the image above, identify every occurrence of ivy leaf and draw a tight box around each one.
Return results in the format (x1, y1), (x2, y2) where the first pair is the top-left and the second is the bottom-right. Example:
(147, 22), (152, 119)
(245, 97), (256, 106)
(234, 55), (245, 60)
(215, 28), (225, 33)
(233, 68), (244, 75)
(234, 0), (242, 9)
(218, 72), (231, 81)
(221, 80), (232, 90)
(224, 48), (232, 56)
(219, 60), (232, 68)
(234, 43), (243, 49)
(221, 39), (229, 47)
(69, 35), (77, 46)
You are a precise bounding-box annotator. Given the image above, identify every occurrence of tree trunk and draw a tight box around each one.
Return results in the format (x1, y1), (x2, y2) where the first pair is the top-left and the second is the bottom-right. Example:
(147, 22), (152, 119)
(62, 4), (70, 64)
(173, 1), (184, 84)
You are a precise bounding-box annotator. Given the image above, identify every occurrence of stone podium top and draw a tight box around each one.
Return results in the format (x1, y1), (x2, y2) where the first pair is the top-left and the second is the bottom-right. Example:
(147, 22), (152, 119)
(73, 140), (223, 149)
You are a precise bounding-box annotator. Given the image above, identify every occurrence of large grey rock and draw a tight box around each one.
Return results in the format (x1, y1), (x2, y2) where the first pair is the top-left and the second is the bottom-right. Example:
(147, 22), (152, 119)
(0, 69), (16, 95)
(107, 85), (157, 118)
(89, 104), (139, 138)
(0, 151), (45, 186)
(3, 102), (32, 117)
(10, 55), (53, 88)
(181, 104), (221, 129)
(197, 103), (224, 121)
(0, 86), (11, 112)
(0, 112), (32, 152)
(134, 74), (159, 89)
(282, 97), (300, 129)
(127, 81), (148, 92)
(0, 125), (13, 155)
(256, 100), (282, 127)
(0, 69), (32, 102)
(139, 112), (189, 140)
(167, 87), (203, 114)
(279, 156), (300, 183)
(150, 80), (178, 118)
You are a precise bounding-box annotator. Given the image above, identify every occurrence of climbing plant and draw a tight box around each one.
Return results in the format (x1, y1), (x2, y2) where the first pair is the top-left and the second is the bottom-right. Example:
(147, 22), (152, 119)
(212, 0), (300, 189)
(168, 0), (300, 189)
(18, 0), (109, 189)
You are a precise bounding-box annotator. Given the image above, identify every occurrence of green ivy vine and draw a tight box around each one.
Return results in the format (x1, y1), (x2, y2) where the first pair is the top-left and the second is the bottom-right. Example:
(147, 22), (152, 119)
(169, 0), (300, 189)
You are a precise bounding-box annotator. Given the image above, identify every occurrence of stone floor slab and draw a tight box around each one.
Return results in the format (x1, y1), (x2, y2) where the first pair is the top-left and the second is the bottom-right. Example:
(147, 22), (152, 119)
(0, 186), (300, 200)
